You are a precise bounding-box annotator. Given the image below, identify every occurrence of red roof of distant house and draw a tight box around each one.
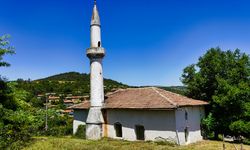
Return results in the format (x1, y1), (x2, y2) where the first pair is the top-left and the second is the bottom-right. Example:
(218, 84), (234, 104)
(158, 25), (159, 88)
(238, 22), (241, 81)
(48, 96), (60, 100)
(64, 100), (73, 103)
(69, 87), (208, 110)
(68, 101), (90, 110)
(66, 96), (89, 99)
(63, 109), (73, 113)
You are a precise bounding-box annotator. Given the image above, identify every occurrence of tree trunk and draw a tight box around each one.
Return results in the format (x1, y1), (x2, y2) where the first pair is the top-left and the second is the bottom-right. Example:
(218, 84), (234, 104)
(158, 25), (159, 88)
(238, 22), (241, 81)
(214, 131), (219, 140)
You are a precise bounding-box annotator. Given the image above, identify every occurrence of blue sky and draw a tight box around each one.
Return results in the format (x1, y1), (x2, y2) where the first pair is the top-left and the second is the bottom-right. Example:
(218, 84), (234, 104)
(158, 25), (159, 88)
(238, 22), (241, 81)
(0, 0), (250, 86)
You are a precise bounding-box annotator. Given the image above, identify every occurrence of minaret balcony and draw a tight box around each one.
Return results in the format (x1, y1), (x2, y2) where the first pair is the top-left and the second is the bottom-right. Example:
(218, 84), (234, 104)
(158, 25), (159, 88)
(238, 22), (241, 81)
(87, 47), (105, 58)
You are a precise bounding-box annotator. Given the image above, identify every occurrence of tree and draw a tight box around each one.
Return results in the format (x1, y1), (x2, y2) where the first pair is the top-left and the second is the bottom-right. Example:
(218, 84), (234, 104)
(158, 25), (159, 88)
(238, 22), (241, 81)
(0, 34), (15, 67)
(181, 47), (250, 138)
(0, 34), (16, 109)
(0, 82), (34, 149)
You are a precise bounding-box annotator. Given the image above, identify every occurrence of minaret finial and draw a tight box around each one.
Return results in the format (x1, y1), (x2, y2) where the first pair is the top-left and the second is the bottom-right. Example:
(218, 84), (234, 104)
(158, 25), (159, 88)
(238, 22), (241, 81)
(91, 0), (100, 26)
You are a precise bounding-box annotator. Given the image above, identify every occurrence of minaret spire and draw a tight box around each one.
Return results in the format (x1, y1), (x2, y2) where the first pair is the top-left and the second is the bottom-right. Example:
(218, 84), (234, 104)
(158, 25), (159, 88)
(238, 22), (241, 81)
(86, 0), (105, 140)
(91, 0), (100, 26)
(90, 0), (101, 47)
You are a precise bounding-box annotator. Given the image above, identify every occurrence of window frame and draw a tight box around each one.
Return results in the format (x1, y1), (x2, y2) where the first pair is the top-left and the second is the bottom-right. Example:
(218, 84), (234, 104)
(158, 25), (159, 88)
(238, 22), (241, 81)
(135, 125), (145, 140)
(114, 122), (123, 138)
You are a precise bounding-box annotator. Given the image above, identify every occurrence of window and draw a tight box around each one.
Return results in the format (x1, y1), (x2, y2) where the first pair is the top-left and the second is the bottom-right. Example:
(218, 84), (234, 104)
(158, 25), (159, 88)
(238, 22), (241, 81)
(184, 127), (189, 142)
(135, 125), (145, 140)
(185, 110), (188, 121)
(114, 122), (122, 138)
(98, 41), (101, 47)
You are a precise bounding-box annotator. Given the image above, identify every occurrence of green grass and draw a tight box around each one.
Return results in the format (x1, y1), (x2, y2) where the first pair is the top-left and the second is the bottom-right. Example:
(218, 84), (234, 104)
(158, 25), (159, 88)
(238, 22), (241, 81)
(23, 137), (250, 150)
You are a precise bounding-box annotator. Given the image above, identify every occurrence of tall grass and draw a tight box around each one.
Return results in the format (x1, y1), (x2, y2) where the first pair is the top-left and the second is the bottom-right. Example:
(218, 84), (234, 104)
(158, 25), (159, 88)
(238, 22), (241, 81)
(23, 137), (250, 150)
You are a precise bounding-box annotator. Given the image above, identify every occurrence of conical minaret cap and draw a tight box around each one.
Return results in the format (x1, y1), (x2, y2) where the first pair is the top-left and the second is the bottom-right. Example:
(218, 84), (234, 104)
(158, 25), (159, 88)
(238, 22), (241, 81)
(91, 1), (100, 25)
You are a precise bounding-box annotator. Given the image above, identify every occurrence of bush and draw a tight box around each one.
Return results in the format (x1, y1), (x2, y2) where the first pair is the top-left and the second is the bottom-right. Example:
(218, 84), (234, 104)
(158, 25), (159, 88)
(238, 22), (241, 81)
(0, 109), (32, 150)
(74, 125), (86, 139)
(41, 115), (73, 137)
(243, 138), (250, 145)
(229, 120), (250, 138)
(201, 113), (216, 139)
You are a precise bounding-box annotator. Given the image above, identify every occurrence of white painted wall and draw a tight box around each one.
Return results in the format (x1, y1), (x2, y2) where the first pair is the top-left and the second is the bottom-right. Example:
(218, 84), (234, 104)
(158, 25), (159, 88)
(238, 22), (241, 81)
(73, 110), (88, 134)
(175, 106), (205, 145)
(73, 106), (205, 145)
(106, 109), (178, 142)
(90, 58), (104, 107)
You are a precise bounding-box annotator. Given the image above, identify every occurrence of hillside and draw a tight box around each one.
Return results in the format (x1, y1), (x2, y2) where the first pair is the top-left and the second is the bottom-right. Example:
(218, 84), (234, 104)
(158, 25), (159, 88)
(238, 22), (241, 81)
(37, 72), (89, 82)
(16, 72), (187, 97)
(16, 72), (129, 96)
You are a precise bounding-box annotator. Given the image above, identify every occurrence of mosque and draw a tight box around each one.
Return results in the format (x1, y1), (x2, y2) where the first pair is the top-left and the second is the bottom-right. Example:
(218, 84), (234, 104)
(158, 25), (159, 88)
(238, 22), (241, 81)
(70, 1), (208, 145)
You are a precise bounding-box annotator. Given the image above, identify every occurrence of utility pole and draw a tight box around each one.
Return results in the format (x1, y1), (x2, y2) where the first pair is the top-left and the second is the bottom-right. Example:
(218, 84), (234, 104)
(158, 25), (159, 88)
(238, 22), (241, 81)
(45, 93), (49, 131)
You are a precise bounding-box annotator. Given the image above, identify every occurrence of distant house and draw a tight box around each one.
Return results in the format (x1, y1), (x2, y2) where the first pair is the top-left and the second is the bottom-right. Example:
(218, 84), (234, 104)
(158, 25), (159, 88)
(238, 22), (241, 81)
(64, 100), (74, 107)
(48, 96), (60, 103)
(37, 94), (44, 97)
(69, 87), (208, 145)
(62, 109), (74, 116)
(65, 96), (89, 103)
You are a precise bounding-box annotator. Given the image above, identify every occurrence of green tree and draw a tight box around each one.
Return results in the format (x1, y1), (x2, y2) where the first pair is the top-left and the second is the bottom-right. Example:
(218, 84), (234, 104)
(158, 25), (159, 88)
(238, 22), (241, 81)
(181, 48), (250, 138)
(0, 34), (32, 149)
(0, 34), (16, 110)
(0, 34), (15, 67)
(0, 83), (34, 149)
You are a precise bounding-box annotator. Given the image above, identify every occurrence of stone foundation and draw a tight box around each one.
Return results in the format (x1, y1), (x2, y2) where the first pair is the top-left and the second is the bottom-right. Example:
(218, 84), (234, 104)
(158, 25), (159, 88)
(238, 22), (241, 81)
(86, 107), (104, 139)
(86, 124), (103, 140)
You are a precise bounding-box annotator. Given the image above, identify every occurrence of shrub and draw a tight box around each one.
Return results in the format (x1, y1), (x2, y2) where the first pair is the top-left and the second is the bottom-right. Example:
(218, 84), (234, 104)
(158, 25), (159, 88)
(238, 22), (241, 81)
(0, 109), (32, 150)
(201, 113), (216, 139)
(74, 125), (86, 139)
(229, 120), (250, 138)
(243, 138), (250, 145)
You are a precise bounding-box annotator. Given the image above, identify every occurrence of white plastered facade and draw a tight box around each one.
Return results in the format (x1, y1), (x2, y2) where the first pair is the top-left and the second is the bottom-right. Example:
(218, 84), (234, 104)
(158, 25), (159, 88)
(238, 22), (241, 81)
(73, 106), (205, 145)
(175, 106), (205, 145)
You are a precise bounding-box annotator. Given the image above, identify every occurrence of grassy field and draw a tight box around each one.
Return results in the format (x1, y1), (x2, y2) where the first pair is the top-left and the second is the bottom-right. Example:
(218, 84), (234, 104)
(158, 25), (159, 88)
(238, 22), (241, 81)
(23, 137), (250, 150)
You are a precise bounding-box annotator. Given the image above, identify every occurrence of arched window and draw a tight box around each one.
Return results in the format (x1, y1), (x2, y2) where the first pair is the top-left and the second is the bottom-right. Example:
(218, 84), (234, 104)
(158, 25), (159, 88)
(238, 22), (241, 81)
(114, 122), (122, 138)
(98, 41), (101, 47)
(135, 125), (145, 140)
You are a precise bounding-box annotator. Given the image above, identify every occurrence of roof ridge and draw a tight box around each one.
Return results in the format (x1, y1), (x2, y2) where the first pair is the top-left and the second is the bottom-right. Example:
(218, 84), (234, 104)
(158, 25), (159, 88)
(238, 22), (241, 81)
(151, 87), (178, 107)
(127, 87), (155, 90)
(105, 88), (126, 96)
(160, 88), (184, 97)
(161, 88), (197, 101)
(106, 87), (155, 95)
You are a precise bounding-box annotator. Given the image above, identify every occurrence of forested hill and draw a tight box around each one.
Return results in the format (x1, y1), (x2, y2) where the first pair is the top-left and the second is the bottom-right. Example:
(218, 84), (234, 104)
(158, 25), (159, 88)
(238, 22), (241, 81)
(37, 72), (128, 90)
(37, 72), (89, 81)
(16, 72), (129, 96)
(16, 72), (186, 96)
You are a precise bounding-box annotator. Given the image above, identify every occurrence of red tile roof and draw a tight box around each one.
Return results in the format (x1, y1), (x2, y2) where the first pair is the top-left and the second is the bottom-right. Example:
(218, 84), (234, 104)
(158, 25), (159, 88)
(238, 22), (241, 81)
(69, 87), (208, 110)
(48, 96), (60, 100)
(68, 101), (90, 110)
(63, 109), (73, 113)
(64, 100), (73, 103)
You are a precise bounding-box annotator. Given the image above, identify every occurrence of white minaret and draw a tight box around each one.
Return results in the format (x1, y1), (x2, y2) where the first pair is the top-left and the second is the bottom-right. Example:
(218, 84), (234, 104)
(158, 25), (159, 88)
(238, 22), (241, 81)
(86, 0), (105, 140)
